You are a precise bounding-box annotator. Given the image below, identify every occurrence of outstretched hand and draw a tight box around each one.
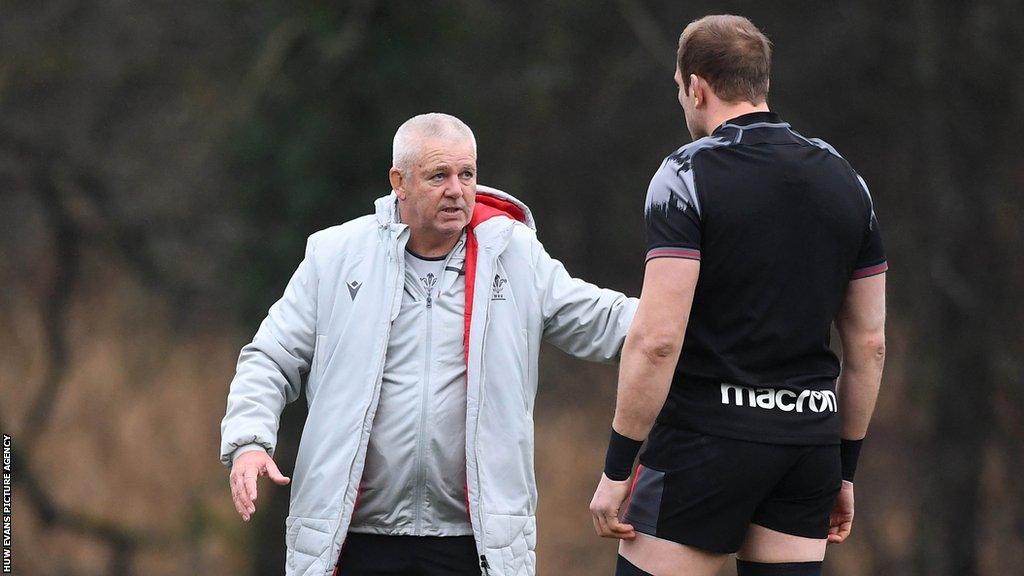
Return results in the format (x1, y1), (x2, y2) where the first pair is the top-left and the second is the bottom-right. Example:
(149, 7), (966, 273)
(828, 480), (855, 543)
(230, 450), (291, 522)
(589, 473), (636, 540)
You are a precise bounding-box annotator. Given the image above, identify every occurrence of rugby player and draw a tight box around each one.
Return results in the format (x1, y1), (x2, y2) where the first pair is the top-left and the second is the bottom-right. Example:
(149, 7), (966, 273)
(589, 14), (887, 576)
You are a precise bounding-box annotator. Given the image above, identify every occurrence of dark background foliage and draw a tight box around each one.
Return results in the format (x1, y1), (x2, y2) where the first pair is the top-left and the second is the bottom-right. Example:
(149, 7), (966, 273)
(1, 1), (1021, 574)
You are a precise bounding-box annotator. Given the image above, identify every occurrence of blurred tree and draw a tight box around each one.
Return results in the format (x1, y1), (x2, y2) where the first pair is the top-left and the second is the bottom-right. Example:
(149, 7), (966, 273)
(0, 0), (1021, 574)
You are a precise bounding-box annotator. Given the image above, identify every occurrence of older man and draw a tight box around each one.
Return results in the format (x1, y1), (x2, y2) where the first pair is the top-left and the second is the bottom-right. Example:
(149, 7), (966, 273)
(221, 113), (637, 576)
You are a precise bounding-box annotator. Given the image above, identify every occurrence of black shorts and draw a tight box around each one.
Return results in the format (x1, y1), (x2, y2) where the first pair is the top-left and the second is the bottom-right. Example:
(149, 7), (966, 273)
(336, 533), (481, 576)
(622, 424), (841, 554)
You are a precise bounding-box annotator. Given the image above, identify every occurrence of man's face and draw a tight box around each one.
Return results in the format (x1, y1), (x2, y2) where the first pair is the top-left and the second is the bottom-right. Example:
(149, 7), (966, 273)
(675, 67), (706, 140)
(394, 137), (477, 240)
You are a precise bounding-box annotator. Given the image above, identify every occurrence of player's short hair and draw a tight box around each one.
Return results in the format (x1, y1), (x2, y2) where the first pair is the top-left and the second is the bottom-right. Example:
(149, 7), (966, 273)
(677, 15), (772, 104)
(392, 113), (476, 175)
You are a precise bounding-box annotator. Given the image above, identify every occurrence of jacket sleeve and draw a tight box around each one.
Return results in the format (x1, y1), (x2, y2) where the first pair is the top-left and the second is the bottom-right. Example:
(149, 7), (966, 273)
(531, 234), (638, 363)
(219, 234), (319, 468)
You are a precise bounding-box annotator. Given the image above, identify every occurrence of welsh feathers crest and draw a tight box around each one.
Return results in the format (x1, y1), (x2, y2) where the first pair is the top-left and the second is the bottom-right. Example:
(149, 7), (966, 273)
(491, 274), (508, 301)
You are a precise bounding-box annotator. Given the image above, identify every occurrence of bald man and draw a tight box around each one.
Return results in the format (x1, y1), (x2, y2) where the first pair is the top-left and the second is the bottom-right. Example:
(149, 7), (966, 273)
(221, 113), (637, 576)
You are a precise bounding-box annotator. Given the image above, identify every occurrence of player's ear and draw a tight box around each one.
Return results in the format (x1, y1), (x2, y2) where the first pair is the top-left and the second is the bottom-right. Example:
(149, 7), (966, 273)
(689, 74), (704, 107)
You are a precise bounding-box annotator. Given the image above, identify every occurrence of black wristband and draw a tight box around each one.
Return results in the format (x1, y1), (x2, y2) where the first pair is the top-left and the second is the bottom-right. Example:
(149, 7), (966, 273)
(604, 429), (644, 481)
(840, 438), (864, 482)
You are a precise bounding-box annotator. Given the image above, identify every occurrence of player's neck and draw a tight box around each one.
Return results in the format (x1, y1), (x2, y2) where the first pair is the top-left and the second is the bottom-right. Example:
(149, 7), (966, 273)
(703, 102), (771, 136)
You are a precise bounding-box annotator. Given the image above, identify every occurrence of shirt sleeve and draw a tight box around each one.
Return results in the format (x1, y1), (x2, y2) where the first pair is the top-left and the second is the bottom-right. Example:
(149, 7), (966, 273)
(644, 157), (703, 262)
(851, 174), (888, 279)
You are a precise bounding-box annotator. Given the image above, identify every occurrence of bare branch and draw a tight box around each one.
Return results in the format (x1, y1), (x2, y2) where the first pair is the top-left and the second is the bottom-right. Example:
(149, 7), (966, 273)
(17, 167), (79, 454)
(1, 412), (178, 575)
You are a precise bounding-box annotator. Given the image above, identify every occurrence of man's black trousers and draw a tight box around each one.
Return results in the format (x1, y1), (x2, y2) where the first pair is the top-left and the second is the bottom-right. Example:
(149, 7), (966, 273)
(335, 533), (481, 576)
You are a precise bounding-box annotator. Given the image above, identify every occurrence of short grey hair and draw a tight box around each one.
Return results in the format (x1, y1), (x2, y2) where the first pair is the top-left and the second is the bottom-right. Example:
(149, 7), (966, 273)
(392, 113), (477, 175)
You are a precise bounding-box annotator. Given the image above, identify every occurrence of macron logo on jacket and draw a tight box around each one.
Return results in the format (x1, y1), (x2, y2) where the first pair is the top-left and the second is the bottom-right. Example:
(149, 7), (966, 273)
(347, 280), (362, 300)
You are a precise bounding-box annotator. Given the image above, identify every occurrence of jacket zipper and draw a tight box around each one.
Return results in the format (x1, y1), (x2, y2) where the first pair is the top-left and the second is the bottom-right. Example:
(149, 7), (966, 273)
(480, 554), (491, 575)
(413, 239), (463, 533)
(412, 276), (433, 533)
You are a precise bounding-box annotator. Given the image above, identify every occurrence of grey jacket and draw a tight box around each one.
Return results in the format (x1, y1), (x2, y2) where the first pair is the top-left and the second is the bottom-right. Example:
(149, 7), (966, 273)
(219, 187), (637, 576)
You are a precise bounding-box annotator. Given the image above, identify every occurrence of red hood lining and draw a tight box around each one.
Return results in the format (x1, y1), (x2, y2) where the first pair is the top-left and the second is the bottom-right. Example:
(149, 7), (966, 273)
(460, 192), (528, 526)
(469, 194), (527, 229)
(463, 194), (526, 366)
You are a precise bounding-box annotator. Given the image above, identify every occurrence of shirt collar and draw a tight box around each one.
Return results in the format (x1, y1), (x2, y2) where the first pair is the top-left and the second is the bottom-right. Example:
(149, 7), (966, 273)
(712, 111), (787, 135)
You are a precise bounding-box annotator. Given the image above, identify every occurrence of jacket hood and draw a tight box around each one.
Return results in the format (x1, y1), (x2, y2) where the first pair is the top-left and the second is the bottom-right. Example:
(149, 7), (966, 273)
(374, 185), (536, 231)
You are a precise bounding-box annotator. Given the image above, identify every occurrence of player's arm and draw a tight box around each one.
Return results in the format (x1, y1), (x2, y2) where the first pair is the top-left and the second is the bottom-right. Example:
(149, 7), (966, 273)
(836, 273), (886, 442)
(612, 158), (703, 444)
(590, 156), (702, 539)
(612, 258), (699, 440)
(590, 257), (698, 539)
(830, 177), (888, 543)
(828, 271), (885, 543)
(837, 175), (888, 480)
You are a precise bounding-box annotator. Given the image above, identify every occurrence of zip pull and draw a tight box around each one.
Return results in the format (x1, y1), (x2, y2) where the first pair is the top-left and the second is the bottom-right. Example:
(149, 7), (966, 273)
(480, 554), (490, 575)
(426, 293), (433, 308)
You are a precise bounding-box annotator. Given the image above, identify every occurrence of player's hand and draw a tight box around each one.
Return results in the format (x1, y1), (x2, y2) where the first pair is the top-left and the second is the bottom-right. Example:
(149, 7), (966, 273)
(589, 473), (636, 539)
(229, 450), (291, 522)
(827, 480), (855, 543)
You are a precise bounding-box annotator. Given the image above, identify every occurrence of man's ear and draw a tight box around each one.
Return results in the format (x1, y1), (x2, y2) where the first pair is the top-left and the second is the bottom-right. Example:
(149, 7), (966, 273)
(689, 74), (705, 108)
(389, 167), (405, 199)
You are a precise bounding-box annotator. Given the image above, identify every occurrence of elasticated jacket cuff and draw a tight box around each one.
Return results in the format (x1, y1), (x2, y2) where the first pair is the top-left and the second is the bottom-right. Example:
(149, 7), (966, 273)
(231, 443), (269, 467)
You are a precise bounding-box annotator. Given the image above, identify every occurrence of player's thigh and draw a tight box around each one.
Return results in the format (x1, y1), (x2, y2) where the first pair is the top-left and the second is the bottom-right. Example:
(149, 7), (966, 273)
(619, 532), (728, 576)
(743, 442), (839, 559)
(736, 523), (826, 563)
(624, 425), (782, 554)
(737, 443), (838, 563)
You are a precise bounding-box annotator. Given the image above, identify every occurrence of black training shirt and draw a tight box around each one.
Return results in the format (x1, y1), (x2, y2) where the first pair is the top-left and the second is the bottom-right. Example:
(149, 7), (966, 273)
(645, 111), (887, 445)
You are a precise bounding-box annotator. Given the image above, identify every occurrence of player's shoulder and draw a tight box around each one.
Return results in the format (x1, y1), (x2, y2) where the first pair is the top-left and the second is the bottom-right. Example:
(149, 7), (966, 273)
(787, 128), (874, 210)
(792, 128), (870, 180)
(663, 133), (738, 174)
(646, 137), (733, 217)
(783, 126), (855, 168)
